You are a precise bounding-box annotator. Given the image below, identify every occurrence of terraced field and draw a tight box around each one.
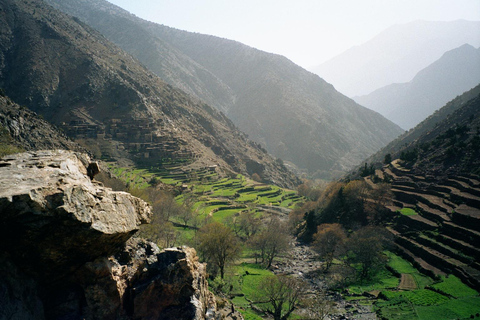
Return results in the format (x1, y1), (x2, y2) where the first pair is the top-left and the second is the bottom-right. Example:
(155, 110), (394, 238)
(370, 160), (480, 290)
(344, 251), (480, 320)
(106, 163), (304, 228)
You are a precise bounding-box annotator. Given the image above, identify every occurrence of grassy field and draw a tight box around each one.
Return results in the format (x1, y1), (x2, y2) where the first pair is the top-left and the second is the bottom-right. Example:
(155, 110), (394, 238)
(375, 252), (480, 320)
(345, 252), (480, 320)
(398, 208), (418, 216)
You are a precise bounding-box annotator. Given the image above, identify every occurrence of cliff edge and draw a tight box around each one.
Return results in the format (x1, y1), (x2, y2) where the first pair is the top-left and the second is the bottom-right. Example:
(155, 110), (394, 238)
(0, 150), (216, 319)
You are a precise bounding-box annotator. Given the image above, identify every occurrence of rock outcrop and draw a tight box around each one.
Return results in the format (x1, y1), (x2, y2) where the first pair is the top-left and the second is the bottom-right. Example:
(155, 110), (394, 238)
(0, 150), (216, 319)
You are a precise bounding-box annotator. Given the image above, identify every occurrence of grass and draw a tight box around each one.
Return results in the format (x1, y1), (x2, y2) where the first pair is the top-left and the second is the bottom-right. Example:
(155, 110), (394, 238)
(376, 268), (480, 320)
(381, 289), (449, 306)
(351, 252), (480, 319)
(399, 208), (418, 216)
(375, 298), (418, 320)
(386, 251), (433, 289)
(431, 275), (478, 298)
(414, 296), (480, 320)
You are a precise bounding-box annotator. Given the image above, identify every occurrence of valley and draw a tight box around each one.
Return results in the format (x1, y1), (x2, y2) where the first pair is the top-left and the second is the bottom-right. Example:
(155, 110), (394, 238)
(0, 0), (479, 319)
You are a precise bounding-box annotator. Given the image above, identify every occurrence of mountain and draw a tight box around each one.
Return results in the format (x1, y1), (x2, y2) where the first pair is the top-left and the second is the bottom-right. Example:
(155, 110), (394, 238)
(0, 93), (85, 155)
(363, 84), (480, 176)
(0, 0), (298, 188)
(311, 20), (480, 97)
(354, 44), (480, 130)
(44, 0), (403, 180)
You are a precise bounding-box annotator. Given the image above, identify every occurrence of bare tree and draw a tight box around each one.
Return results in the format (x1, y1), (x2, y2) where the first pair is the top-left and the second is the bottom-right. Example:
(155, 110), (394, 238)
(301, 292), (336, 320)
(313, 223), (346, 271)
(197, 222), (242, 279)
(256, 275), (304, 320)
(250, 218), (290, 268)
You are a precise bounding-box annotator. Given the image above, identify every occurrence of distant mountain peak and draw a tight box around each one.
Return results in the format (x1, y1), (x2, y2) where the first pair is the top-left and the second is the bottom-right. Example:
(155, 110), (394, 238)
(311, 20), (480, 97)
(354, 43), (480, 130)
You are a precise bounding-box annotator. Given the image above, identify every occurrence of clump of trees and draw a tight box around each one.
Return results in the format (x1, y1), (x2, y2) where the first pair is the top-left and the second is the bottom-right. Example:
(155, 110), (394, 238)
(292, 179), (392, 242)
(359, 162), (375, 177)
(312, 223), (392, 281)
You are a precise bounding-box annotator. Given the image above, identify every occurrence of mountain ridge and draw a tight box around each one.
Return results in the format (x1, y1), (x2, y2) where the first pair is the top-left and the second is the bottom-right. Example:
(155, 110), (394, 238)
(354, 44), (480, 129)
(360, 84), (480, 176)
(45, 0), (403, 179)
(312, 20), (480, 97)
(0, 0), (299, 188)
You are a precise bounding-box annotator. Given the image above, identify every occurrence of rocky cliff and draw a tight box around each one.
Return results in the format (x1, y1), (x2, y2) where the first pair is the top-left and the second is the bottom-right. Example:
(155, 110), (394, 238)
(0, 94), (84, 155)
(0, 150), (216, 319)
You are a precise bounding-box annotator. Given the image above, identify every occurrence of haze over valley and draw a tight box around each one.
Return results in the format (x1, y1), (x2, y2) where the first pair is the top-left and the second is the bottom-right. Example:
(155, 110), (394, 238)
(1, 0), (480, 319)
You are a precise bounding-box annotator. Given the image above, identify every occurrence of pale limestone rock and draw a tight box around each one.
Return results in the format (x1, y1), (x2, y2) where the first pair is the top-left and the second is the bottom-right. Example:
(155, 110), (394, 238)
(0, 150), (216, 319)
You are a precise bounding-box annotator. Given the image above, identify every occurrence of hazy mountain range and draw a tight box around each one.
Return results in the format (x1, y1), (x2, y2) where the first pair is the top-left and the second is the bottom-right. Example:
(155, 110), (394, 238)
(354, 44), (480, 130)
(311, 20), (480, 97)
(45, 0), (403, 179)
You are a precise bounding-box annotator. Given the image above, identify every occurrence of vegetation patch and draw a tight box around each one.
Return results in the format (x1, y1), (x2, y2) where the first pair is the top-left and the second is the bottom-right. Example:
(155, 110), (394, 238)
(430, 275), (478, 298)
(381, 289), (449, 306)
(386, 251), (433, 289)
(398, 208), (418, 216)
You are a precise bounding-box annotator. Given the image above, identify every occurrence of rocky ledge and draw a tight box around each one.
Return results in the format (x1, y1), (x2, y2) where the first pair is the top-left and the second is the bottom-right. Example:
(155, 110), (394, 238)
(0, 150), (216, 320)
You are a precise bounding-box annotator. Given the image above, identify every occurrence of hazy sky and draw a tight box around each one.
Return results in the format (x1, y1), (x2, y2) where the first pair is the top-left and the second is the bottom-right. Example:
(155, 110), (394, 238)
(107, 0), (480, 69)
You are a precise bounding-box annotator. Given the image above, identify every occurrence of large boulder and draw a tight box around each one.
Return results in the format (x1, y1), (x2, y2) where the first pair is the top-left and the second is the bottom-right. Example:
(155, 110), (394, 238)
(0, 150), (216, 319)
(0, 150), (151, 280)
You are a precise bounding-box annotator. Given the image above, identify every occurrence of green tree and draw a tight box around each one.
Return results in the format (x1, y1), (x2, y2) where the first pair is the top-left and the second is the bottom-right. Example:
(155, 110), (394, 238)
(198, 222), (242, 279)
(384, 153), (392, 164)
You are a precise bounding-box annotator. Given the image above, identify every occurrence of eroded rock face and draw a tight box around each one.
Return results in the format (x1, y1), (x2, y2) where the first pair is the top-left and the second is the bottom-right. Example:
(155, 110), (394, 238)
(0, 150), (151, 280)
(0, 150), (216, 319)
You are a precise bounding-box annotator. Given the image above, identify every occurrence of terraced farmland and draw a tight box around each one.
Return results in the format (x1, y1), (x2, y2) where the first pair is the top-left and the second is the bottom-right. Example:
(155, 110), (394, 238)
(368, 159), (480, 291)
(106, 163), (304, 226)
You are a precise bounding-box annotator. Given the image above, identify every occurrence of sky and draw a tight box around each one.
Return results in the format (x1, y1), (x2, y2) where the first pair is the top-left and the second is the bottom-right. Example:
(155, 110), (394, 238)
(107, 0), (480, 69)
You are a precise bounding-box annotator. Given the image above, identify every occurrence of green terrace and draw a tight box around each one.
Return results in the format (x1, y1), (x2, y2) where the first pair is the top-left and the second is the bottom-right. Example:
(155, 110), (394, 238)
(344, 251), (480, 320)
(106, 162), (305, 227)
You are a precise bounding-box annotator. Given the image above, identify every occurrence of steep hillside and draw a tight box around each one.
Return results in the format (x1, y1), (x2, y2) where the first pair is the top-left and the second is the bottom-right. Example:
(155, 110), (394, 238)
(312, 20), (480, 97)
(354, 44), (480, 129)
(0, 0), (298, 188)
(45, 0), (403, 179)
(364, 84), (480, 175)
(0, 94), (84, 154)
(357, 87), (480, 289)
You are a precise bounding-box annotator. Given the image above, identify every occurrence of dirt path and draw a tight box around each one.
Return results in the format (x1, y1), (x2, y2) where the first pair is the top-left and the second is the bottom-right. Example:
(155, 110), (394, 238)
(272, 242), (377, 320)
(399, 274), (417, 290)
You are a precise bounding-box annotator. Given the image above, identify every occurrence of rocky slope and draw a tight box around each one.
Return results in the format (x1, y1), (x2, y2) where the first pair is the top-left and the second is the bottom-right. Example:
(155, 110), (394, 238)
(0, 150), (216, 319)
(44, 0), (403, 179)
(363, 84), (480, 176)
(0, 0), (298, 188)
(0, 94), (84, 153)
(312, 20), (480, 97)
(354, 44), (480, 130)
